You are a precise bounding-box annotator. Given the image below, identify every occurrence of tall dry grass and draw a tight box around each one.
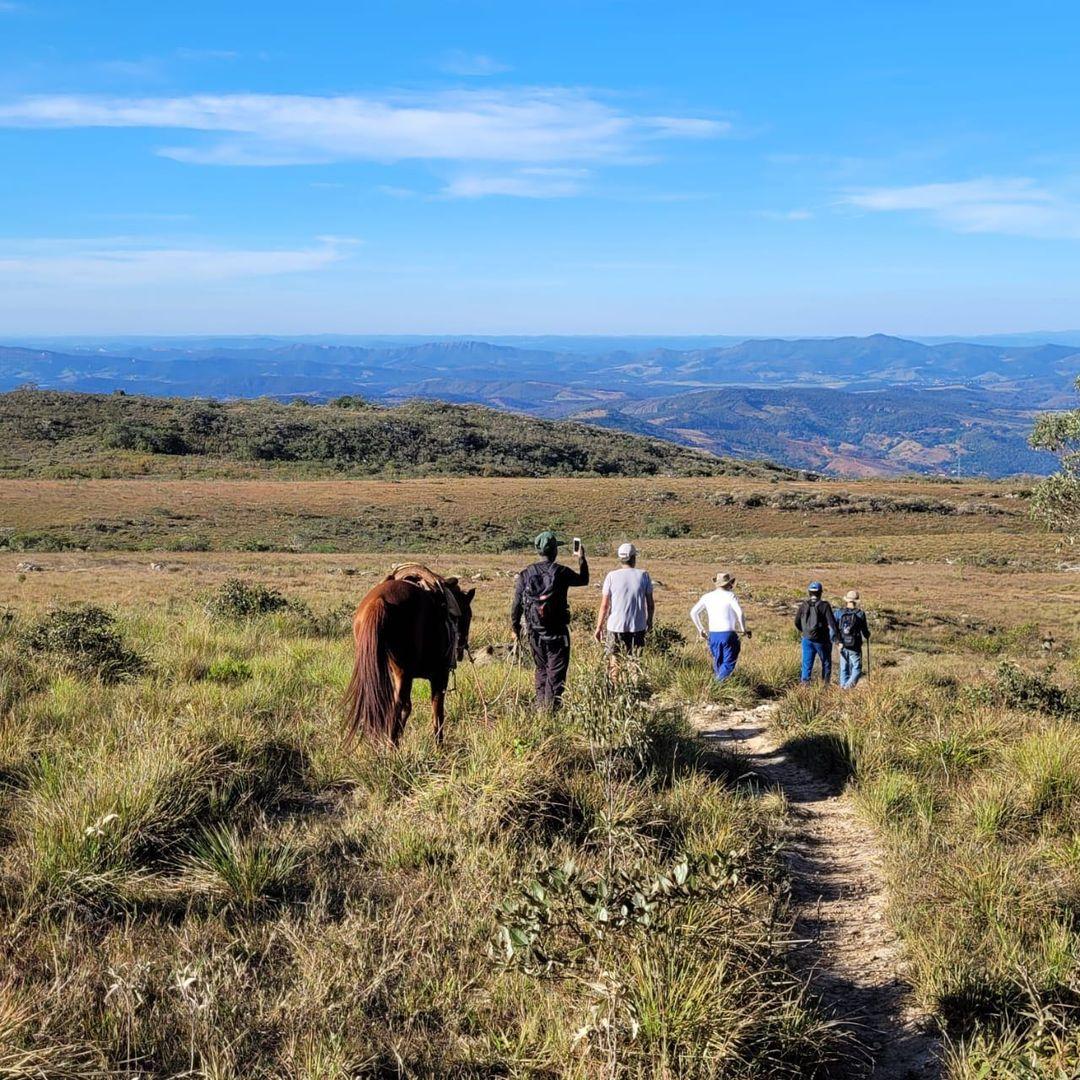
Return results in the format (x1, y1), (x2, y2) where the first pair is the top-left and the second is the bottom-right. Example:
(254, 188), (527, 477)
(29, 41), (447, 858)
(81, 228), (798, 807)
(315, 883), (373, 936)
(0, 595), (847, 1078)
(771, 654), (1080, 1077)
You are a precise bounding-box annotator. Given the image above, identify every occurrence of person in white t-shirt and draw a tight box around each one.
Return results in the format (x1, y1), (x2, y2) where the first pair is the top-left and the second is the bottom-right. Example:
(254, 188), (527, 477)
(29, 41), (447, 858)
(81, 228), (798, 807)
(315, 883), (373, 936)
(594, 542), (654, 675)
(689, 572), (751, 681)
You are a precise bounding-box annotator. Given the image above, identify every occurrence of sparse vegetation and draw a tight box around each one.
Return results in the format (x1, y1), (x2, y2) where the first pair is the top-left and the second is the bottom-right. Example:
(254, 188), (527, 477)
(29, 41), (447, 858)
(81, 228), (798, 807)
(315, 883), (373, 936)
(0, 584), (855, 1077)
(0, 466), (1074, 1076)
(0, 389), (785, 480)
(709, 488), (1014, 517)
(771, 655), (1080, 1077)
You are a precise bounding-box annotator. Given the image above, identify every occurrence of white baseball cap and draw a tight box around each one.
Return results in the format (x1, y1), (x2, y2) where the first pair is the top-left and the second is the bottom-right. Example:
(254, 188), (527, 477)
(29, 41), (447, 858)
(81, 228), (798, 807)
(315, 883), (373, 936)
(617, 542), (637, 561)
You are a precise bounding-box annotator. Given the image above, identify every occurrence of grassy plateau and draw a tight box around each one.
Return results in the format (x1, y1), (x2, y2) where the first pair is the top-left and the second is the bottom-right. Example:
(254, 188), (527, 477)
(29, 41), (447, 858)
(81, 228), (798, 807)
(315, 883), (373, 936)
(0, 469), (1077, 1078)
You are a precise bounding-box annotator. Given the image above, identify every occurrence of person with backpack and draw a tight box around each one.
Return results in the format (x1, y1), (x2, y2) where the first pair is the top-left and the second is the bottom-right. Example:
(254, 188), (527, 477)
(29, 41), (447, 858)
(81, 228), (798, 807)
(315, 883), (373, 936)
(794, 581), (839, 684)
(833, 590), (870, 689)
(690, 572), (751, 681)
(510, 530), (589, 710)
(594, 542), (654, 677)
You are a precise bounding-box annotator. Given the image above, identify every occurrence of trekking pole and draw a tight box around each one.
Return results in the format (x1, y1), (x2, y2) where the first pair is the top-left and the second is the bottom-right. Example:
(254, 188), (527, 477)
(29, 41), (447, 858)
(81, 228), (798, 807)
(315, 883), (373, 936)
(865, 639), (871, 679)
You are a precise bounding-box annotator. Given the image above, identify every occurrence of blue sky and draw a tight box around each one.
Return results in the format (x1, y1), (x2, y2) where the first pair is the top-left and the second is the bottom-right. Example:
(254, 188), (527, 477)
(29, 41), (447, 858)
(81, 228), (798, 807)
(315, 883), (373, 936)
(1, 0), (1079, 335)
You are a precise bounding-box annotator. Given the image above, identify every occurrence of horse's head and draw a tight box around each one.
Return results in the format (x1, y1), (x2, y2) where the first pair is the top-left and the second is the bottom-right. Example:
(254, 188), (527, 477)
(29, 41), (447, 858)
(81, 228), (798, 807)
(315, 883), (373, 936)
(444, 578), (476, 662)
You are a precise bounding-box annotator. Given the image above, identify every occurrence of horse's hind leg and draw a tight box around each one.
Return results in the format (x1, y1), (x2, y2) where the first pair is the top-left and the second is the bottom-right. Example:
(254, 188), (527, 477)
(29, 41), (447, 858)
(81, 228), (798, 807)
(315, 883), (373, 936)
(431, 679), (447, 747)
(391, 672), (413, 745)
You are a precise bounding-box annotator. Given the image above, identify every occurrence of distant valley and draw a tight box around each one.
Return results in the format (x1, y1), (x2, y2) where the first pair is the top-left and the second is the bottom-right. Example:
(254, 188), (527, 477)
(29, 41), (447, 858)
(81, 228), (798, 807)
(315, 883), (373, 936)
(1, 333), (1074, 477)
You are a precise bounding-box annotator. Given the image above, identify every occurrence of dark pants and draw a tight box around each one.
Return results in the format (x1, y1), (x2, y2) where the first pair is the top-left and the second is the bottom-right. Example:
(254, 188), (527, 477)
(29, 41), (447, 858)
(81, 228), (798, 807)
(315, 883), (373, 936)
(801, 638), (832, 683)
(528, 632), (571, 710)
(605, 630), (646, 655)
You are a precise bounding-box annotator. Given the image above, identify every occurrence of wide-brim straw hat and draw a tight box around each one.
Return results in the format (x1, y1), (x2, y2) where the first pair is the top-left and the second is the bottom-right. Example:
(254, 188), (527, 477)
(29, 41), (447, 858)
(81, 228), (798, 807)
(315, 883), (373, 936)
(844, 589), (860, 603)
(716, 572), (736, 588)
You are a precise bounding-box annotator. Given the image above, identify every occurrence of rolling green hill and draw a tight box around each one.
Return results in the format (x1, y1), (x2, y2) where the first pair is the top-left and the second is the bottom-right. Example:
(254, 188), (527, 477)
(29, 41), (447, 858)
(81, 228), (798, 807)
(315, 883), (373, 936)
(0, 388), (793, 480)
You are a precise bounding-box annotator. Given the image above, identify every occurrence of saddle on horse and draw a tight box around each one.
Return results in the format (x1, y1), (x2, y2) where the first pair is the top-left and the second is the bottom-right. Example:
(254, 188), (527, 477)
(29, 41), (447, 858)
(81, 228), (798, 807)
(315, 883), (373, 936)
(386, 564), (463, 667)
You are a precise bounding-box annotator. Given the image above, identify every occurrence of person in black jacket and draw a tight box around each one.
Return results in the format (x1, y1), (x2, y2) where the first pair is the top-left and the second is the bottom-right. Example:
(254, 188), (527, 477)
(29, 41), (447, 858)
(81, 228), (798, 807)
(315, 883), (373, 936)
(511, 530), (589, 710)
(794, 581), (838, 684)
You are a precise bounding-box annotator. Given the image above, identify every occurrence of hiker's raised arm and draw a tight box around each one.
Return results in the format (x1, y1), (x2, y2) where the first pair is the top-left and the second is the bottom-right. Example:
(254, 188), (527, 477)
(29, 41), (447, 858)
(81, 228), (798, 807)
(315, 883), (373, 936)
(567, 550), (589, 586)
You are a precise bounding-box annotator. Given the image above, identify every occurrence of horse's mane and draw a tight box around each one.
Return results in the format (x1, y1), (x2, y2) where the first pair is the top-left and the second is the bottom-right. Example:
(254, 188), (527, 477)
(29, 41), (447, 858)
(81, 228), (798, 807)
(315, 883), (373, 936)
(386, 563), (446, 589)
(386, 564), (462, 616)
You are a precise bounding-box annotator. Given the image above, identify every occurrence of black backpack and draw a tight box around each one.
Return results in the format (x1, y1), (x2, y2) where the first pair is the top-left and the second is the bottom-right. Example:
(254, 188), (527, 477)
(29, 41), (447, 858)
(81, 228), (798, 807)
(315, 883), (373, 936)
(800, 599), (826, 636)
(524, 564), (566, 634)
(837, 608), (863, 649)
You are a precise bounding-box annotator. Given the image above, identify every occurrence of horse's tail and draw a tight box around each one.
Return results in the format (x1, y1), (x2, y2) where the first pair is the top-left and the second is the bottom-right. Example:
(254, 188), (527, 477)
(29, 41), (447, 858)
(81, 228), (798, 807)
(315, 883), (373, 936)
(343, 596), (395, 746)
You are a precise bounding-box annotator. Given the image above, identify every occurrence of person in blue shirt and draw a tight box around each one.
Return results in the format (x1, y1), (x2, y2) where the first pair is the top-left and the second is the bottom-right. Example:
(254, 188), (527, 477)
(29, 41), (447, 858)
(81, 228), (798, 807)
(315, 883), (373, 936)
(833, 590), (871, 689)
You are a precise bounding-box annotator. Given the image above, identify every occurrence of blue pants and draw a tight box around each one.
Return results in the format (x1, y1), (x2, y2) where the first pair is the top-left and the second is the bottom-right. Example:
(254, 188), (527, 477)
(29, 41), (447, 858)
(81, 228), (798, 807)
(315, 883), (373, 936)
(709, 631), (741, 681)
(801, 639), (832, 684)
(839, 646), (863, 689)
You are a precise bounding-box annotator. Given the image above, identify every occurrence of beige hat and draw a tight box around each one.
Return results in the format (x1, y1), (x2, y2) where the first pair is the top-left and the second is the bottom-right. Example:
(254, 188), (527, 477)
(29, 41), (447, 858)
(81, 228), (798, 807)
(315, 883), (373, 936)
(716, 572), (736, 588)
(844, 590), (860, 603)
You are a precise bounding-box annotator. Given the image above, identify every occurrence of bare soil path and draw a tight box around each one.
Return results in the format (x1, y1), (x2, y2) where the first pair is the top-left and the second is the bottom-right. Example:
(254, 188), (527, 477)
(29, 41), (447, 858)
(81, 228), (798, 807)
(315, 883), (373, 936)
(692, 700), (941, 1079)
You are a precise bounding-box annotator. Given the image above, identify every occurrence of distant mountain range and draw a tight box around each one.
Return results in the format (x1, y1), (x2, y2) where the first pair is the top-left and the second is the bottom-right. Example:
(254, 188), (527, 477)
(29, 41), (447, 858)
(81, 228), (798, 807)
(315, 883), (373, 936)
(1, 333), (1074, 477)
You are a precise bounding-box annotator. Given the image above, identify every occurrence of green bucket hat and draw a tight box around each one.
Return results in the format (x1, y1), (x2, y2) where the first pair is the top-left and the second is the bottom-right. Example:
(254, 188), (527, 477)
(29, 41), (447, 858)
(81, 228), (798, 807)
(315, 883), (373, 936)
(534, 530), (561, 556)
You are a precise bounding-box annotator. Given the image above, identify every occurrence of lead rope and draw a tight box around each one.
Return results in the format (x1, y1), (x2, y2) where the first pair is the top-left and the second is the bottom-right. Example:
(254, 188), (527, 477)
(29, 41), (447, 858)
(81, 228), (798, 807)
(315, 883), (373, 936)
(467, 641), (523, 726)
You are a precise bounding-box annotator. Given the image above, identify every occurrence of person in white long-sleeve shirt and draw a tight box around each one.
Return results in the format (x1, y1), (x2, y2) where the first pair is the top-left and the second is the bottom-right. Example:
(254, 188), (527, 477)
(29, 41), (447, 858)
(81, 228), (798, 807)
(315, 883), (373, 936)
(689, 572), (750, 681)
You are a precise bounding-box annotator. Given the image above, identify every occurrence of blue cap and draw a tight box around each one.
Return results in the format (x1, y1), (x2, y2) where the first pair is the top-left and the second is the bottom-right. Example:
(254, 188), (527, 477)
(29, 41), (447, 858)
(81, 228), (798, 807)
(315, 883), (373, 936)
(808, 581), (823, 593)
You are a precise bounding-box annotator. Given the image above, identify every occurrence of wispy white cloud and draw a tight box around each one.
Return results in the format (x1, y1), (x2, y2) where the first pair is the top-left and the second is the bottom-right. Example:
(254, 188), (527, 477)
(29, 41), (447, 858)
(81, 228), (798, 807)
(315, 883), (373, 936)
(92, 49), (239, 82)
(0, 89), (729, 171)
(95, 58), (165, 80)
(87, 211), (195, 222)
(760, 208), (814, 221)
(842, 177), (1080, 239)
(0, 236), (351, 285)
(174, 48), (240, 63)
(644, 116), (728, 139)
(443, 167), (589, 198)
(378, 184), (419, 198)
(439, 50), (510, 76)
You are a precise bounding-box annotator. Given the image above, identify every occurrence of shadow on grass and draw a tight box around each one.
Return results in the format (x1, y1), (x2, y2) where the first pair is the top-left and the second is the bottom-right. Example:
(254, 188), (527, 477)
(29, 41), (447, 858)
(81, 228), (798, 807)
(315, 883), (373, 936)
(778, 732), (855, 797)
(936, 980), (1080, 1043)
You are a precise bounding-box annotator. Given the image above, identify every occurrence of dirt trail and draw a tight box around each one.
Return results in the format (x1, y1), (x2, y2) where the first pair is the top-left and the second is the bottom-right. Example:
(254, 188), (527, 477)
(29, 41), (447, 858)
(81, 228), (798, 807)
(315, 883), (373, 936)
(693, 700), (940, 1079)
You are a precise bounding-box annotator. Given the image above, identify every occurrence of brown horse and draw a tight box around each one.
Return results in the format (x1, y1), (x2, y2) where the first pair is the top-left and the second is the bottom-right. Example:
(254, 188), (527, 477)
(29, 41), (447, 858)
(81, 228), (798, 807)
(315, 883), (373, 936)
(343, 570), (475, 747)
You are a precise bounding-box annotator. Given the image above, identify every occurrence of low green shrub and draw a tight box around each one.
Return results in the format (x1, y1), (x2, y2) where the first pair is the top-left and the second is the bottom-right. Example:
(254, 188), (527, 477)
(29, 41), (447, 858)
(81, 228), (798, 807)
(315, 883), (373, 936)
(164, 534), (211, 552)
(202, 657), (252, 683)
(996, 661), (1080, 719)
(649, 621), (687, 656)
(205, 579), (291, 620)
(21, 606), (145, 682)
